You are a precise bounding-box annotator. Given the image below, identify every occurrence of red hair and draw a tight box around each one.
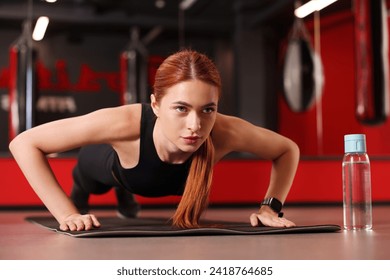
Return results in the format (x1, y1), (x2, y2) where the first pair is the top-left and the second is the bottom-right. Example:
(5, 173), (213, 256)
(153, 50), (221, 228)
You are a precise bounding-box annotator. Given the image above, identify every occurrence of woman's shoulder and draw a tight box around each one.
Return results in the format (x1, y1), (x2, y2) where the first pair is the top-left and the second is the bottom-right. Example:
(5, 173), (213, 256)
(107, 103), (142, 114)
(213, 113), (246, 136)
(212, 113), (266, 159)
(98, 103), (142, 121)
(79, 103), (143, 143)
(105, 103), (143, 137)
(212, 113), (244, 159)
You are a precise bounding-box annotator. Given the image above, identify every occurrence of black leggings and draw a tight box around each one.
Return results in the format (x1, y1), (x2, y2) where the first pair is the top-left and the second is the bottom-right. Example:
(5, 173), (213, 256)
(71, 144), (139, 216)
(72, 144), (119, 194)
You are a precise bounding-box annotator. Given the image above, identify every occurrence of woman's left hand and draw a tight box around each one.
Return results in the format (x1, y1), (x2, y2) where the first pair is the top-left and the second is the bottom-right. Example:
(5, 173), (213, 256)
(249, 206), (296, 228)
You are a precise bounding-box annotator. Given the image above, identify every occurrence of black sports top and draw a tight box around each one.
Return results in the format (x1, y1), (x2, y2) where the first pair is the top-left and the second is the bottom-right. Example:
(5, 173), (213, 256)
(112, 104), (192, 197)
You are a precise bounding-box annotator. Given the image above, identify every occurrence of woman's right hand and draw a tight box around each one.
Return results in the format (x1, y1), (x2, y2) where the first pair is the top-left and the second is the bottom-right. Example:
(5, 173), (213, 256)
(59, 213), (101, 231)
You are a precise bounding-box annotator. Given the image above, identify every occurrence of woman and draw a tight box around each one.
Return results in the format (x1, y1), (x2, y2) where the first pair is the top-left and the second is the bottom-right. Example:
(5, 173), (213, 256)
(9, 50), (299, 231)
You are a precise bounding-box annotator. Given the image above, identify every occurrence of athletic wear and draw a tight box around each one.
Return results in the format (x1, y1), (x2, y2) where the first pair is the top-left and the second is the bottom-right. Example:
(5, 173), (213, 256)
(71, 144), (139, 217)
(112, 104), (192, 197)
(71, 104), (192, 213)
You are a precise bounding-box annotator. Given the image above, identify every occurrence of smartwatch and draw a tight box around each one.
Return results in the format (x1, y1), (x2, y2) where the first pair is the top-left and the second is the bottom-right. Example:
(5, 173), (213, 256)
(261, 197), (284, 217)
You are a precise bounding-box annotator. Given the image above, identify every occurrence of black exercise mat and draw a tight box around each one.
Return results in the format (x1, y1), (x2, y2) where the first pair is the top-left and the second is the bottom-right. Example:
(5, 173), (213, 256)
(26, 216), (341, 237)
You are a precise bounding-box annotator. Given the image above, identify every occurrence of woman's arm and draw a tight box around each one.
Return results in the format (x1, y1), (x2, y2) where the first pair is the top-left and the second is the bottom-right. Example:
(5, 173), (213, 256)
(213, 114), (300, 227)
(9, 104), (141, 231)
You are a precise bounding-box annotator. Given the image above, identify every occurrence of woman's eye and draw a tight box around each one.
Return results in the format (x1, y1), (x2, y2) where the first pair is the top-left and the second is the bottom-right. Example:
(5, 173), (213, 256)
(203, 107), (215, 114)
(175, 106), (187, 112)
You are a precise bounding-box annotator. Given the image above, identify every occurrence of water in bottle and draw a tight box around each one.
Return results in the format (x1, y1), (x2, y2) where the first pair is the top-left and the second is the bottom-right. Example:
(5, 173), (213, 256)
(342, 134), (372, 230)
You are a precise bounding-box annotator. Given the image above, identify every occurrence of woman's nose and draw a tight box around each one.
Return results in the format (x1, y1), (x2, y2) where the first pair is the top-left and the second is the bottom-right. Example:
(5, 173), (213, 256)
(187, 112), (201, 132)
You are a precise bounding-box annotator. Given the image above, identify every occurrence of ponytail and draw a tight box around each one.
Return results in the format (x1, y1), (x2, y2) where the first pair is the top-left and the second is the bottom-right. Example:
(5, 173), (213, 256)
(152, 49), (220, 228)
(172, 136), (215, 228)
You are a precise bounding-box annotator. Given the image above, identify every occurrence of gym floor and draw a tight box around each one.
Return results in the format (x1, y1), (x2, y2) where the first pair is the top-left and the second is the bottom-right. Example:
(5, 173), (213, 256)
(1, 205), (389, 260)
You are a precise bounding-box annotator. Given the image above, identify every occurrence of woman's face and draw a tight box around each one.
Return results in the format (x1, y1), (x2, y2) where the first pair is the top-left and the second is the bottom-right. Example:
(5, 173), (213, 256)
(151, 80), (219, 156)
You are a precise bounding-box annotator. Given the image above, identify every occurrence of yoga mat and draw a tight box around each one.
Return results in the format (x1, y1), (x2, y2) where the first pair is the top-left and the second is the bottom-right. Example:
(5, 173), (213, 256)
(26, 216), (341, 238)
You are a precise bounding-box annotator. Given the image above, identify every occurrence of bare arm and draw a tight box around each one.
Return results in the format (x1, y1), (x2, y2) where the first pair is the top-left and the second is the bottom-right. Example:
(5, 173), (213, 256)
(9, 139), (92, 231)
(213, 114), (300, 227)
(9, 104), (141, 231)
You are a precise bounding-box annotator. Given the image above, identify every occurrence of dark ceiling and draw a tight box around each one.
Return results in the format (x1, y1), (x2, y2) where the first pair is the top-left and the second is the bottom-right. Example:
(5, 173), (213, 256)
(0, 0), (352, 38)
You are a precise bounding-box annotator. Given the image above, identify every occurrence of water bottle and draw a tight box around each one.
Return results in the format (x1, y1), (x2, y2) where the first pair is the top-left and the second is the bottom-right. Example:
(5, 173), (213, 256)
(342, 134), (372, 230)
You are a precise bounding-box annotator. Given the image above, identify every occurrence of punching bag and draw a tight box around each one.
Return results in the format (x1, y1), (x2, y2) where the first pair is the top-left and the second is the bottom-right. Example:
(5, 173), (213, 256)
(120, 27), (149, 105)
(120, 49), (148, 104)
(283, 18), (324, 112)
(354, 0), (389, 125)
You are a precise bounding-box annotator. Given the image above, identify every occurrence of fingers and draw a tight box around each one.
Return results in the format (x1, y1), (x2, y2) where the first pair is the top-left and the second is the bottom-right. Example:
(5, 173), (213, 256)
(87, 214), (101, 230)
(250, 212), (296, 228)
(250, 213), (260, 227)
(280, 217), (296, 227)
(60, 214), (101, 231)
(59, 222), (69, 231)
(267, 217), (295, 228)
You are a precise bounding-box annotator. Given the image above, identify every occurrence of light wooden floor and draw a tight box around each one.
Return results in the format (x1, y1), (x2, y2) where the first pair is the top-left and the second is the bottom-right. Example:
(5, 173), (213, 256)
(1, 205), (390, 260)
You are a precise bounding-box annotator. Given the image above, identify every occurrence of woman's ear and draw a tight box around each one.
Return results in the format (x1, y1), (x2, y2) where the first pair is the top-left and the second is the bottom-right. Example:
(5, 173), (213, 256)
(150, 94), (159, 117)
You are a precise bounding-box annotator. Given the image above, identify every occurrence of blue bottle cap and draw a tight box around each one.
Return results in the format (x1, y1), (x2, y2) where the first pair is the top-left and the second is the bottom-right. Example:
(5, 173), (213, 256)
(344, 134), (366, 153)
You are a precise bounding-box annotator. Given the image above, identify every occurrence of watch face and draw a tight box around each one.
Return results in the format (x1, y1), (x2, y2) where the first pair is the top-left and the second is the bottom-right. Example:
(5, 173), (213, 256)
(269, 198), (282, 212)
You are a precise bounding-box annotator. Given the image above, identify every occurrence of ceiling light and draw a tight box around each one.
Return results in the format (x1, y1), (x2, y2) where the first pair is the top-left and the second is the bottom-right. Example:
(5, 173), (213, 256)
(45, 0), (57, 3)
(295, 0), (338, 18)
(180, 0), (197, 10)
(32, 16), (49, 41)
(155, 0), (165, 9)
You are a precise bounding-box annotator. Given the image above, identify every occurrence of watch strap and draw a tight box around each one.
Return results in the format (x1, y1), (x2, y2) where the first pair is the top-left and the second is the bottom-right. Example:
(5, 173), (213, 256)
(261, 197), (283, 213)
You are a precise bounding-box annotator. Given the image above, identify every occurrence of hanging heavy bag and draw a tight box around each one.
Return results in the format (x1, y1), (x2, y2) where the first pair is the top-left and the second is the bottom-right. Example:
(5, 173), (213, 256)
(282, 18), (324, 112)
(119, 27), (149, 105)
(355, 0), (389, 125)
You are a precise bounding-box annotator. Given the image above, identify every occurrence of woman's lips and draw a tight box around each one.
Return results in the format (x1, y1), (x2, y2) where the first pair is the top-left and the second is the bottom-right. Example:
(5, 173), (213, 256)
(182, 136), (200, 145)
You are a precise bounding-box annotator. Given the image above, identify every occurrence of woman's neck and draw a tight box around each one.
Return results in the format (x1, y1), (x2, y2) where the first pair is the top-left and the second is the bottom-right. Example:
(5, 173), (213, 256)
(153, 120), (192, 164)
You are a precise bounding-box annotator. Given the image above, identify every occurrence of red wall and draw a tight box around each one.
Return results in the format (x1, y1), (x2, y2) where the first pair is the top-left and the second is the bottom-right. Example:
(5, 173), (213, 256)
(279, 11), (390, 156)
(2, 157), (390, 207)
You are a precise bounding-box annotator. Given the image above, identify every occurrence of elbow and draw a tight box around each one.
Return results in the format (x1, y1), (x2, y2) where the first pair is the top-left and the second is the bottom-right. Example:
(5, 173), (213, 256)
(9, 134), (22, 156)
(277, 138), (300, 163)
(9, 132), (31, 157)
(273, 138), (300, 164)
(286, 139), (300, 167)
(289, 139), (300, 158)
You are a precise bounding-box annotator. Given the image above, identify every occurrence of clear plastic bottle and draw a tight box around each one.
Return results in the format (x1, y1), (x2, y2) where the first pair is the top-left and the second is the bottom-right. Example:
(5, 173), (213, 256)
(342, 134), (372, 230)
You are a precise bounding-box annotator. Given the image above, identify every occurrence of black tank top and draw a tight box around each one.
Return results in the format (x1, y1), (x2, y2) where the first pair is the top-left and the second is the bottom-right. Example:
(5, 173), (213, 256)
(112, 104), (192, 197)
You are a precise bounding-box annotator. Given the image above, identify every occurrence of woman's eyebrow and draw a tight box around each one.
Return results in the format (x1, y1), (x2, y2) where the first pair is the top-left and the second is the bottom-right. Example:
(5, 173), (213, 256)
(172, 101), (217, 108)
